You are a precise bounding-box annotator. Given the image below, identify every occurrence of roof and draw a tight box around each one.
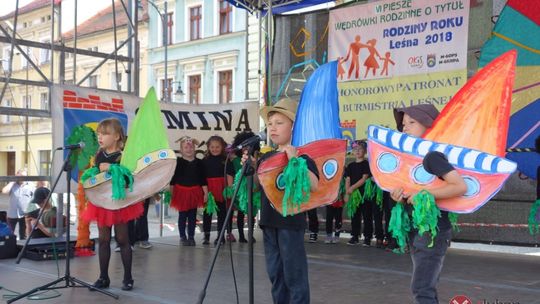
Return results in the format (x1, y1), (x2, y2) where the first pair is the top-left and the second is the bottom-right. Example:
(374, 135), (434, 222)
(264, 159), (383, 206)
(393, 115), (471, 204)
(227, 0), (333, 14)
(63, 0), (149, 40)
(0, 0), (51, 20)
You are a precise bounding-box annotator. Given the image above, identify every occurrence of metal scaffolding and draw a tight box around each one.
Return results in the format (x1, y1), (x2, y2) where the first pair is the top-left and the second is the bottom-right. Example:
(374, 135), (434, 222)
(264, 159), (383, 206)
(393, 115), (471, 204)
(0, 0), (141, 183)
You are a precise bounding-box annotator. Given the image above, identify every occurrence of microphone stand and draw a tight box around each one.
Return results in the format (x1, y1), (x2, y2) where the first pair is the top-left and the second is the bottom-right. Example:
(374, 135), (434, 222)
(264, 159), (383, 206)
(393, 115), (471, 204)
(8, 149), (118, 303)
(198, 145), (256, 304)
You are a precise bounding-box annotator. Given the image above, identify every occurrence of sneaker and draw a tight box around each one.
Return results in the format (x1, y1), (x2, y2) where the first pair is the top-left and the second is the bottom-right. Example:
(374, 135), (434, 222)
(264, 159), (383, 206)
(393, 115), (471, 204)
(114, 245), (121, 252)
(333, 231), (341, 244)
(214, 238), (225, 246)
(238, 237), (248, 243)
(226, 233), (236, 242)
(324, 234), (333, 244)
(347, 237), (359, 245)
(375, 239), (384, 249)
(188, 239), (196, 246)
(308, 233), (318, 243)
(203, 238), (210, 245)
(362, 239), (371, 247)
(180, 238), (189, 246)
(138, 241), (153, 249)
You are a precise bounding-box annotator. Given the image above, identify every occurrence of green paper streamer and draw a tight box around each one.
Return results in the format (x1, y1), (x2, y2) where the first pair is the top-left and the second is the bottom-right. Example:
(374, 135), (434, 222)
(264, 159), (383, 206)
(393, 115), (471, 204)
(449, 212), (460, 232)
(66, 125), (99, 169)
(222, 185), (234, 200)
(109, 164), (134, 200)
(375, 185), (384, 210)
(81, 167), (100, 183)
(411, 190), (441, 248)
(205, 192), (219, 215)
(528, 199), (540, 235)
(232, 170), (259, 216)
(345, 189), (363, 218)
(281, 157), (311, 216)
(363, 178), (375, 201)
(162, 190), (171, 205)
(388, 203), (411, 254)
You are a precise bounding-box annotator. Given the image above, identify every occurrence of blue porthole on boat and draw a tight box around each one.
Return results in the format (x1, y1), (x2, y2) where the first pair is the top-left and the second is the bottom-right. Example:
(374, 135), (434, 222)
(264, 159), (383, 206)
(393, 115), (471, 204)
(322, 159), (338, 180)
(463, 176), (480, 197)
(90, 177), (96, 185)
(377, 152), (399, 173)
(144, 156), (151, 164)
(412, 165), (435, 185)
(158, 150), (168, 159)
(104, 172), (111, 179)
(276, 173), (286, 191)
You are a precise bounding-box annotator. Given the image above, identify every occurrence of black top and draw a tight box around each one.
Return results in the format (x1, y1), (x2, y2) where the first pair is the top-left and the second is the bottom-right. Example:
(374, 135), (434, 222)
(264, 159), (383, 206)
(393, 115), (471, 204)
(259, 152), (319, 230)
(95, 150), (122, 167)
(170, 157), (207, 186)
(422, 151), (455, 230)
(203, 155), (235, 179)
(344, 160), (371, 194)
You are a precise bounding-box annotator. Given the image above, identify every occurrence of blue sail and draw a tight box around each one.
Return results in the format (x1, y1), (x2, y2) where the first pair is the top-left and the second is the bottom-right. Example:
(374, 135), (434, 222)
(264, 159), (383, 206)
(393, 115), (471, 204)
(292, 61), (342, 146)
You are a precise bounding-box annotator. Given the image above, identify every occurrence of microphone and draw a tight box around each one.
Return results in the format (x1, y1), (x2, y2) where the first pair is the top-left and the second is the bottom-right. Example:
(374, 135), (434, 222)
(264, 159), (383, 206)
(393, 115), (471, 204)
(56, 142), (85, 150)
(232, 132), (266, 151)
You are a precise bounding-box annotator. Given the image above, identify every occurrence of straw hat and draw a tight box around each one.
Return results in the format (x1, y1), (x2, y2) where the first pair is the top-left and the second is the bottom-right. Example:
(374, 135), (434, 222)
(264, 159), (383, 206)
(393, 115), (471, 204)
(259, 98), (298, 123)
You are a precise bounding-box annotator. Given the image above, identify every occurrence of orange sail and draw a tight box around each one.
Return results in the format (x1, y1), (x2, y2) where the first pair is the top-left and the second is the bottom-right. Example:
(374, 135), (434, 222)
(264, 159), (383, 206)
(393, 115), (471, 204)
(424, 50), (516, 157)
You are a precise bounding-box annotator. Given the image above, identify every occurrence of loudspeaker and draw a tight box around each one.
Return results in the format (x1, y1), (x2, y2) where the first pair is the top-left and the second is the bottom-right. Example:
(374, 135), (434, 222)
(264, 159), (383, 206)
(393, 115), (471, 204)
(0, 234), (19, 259)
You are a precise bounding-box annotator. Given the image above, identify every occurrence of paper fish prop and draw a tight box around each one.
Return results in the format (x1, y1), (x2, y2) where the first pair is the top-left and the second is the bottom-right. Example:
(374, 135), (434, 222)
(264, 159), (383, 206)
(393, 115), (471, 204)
(83, 88), (177, 210)
(258, 61), (346, 215)
(368, 50), (518, 213)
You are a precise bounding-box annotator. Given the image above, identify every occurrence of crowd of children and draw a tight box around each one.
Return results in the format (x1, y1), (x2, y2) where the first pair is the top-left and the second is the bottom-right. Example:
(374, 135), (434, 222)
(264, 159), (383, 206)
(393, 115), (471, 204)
(4, 100), (478, 304)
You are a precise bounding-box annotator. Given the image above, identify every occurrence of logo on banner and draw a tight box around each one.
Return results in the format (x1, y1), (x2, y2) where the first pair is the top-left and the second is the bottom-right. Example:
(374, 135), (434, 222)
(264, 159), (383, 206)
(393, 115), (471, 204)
(408, 56), (423, 69)
(427, 54), (437, 68)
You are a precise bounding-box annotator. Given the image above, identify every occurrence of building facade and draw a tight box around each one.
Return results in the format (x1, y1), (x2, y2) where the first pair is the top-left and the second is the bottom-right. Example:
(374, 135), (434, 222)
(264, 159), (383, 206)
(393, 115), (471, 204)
(147, 0), (248, 104)
(0, 0), (149, 178)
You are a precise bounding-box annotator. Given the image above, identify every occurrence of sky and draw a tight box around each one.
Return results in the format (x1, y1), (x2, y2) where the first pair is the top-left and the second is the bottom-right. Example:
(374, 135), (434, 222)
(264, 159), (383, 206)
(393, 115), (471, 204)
(0, 0), (116, 33)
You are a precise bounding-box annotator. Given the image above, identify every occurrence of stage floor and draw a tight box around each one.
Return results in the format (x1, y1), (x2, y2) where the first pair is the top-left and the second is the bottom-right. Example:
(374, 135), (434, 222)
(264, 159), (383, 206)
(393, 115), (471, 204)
(1, 230), (539, 304)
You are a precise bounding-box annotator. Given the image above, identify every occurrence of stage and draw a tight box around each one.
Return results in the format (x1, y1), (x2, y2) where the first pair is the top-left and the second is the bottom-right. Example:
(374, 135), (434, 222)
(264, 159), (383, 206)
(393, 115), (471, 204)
(0, 230), (539, 304)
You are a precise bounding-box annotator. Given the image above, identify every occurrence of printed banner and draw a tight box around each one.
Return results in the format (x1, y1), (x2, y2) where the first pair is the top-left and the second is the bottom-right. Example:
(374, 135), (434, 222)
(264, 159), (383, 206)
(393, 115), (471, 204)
(51, 85), (259, 192)
(329, 0), (469, 80)
(328, 0), (469, 142)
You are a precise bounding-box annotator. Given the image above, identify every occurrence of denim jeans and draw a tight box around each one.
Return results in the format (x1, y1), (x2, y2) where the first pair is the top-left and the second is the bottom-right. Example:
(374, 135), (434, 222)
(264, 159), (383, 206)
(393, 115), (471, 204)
(410, 227), (452, 304)
(263, 227), (310, 304)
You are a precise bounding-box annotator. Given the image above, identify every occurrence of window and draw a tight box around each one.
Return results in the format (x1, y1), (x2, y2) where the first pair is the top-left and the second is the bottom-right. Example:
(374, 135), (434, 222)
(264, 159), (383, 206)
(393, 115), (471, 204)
(88, 75), (98, 88)
(23, 95), (31, 109)
(219, 0), (232, 34)
(3, 99), (12, 123)
(40, 92), (48, 110)
(40, 38), (51, 64)
(190, 6), (202, 40)
(218, 70), (232, 103)
(39, 150), (51, 176)
(160, 78), (173, 101)
(20, 46), (29, 68)
(2, 48), (11, 71)
(111, 72), (122, 91)
(188, 75), (201, 104)
(167, 12), (174, 45)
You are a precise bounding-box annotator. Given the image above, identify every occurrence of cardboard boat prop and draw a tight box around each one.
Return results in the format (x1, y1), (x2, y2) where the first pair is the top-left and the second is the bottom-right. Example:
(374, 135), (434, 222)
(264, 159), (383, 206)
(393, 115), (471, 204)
(83, 88), (176, 210)
(368, 50), (518, 213)
(257, 61), (347, 215)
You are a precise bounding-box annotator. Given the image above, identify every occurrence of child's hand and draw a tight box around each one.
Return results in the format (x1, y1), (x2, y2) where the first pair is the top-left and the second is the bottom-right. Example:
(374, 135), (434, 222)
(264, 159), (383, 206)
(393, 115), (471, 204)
(99, 163), (110, 172)
(282, 145), (297, 160)
(390, 188), (409, 203)
(240, 151), (255, 166)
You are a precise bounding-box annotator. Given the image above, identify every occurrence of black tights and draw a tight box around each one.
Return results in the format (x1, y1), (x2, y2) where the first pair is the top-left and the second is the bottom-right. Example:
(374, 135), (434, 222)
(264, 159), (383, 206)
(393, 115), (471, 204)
(97, 223), (132, 282)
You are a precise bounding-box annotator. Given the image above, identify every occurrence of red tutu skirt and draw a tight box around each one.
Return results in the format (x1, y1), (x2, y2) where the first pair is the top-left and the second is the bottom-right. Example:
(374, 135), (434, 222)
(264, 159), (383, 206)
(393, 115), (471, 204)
(331, 199), (344, 208)
(207, 177), (226, 203)
(171, 185), (203, 212)
(82, 201), (144, 227)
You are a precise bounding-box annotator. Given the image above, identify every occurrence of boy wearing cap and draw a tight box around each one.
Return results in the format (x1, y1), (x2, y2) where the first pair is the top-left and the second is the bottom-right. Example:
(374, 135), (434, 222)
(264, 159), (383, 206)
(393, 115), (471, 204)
(25, 187), (58, 238)
(244, 98), (319, 304)
(390, 104), (467, 304)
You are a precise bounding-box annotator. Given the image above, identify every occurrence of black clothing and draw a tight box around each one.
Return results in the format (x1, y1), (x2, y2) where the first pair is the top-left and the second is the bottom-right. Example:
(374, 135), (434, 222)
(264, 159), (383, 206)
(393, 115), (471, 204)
(259, 152), (319, 230)
(344, 160), (371, 193)
(170, 157), (207, 186)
